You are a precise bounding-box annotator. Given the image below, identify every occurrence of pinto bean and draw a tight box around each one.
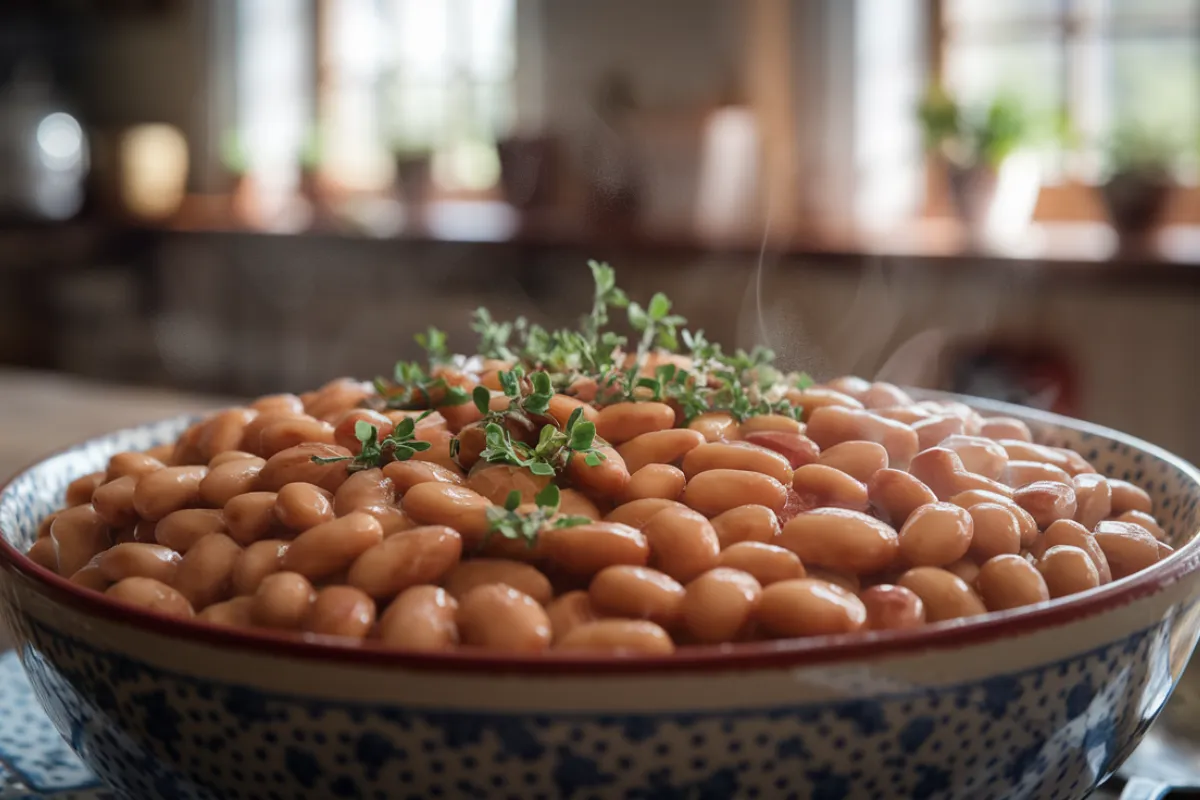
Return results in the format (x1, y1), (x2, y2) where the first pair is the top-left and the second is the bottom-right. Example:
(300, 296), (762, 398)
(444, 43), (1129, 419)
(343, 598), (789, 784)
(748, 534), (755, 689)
(976, 554), (1050, 612)
(456, 584), (551, 653)
(1109, 480), (1153, 516)
(621, 464), (687, 502)
(378, 585), (459, 651)
(817, 441), (888, 483)
(683, 469), (789, 517)
(1092, 520), (1160, 580)
(756, 579), (867, 637)
(1014, 481), (1078, 530)
(1037, 546), (1100, 598)
(617, 429), (706, 474)
(382, 460), (466, 495)
(348, 526), (462, 598)
(791, 464), (870, 513)
(688, 412), (741, 443)
(641, 506), (721, 583)
(739, 432), (821, 469)
(680, 568), (763, 644)
(538, 522), (649, 577)
(710, 504), (781, 548)
(898, 503), (974, 568)
(1044, 519), (1112, 584)
(257, 443), (352, 493)
(779, 509), (899, 575)
(897, 567), (986, 622)
(1073, 474), (1112, 531)
(868, 469), (937, 528)
(805, 406), (919, 469)
(595, 402), (676, 445)
(682, 442), (794, 486)
(133, 465), (207, 522)
(860, 584), (926, 631)
(589, 565), (685, 627)
(717, 542), (804, 585)
(401, 483), (492, 547)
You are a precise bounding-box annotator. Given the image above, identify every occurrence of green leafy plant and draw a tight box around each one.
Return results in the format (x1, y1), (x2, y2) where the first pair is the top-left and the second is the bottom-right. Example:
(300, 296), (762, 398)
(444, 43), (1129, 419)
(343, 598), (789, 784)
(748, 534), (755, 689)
(917, 87), (1030, 169)
(477, 407), (606, 476)
(1104, 125), (1181, 179)
(311, 415), (433, 472)
(484, 484), (591, 548)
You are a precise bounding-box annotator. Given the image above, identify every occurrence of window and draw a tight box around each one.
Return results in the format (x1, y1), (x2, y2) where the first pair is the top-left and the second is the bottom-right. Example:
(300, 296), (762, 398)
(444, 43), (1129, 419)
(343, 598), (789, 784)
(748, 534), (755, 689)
(939, 0), (1200, 185)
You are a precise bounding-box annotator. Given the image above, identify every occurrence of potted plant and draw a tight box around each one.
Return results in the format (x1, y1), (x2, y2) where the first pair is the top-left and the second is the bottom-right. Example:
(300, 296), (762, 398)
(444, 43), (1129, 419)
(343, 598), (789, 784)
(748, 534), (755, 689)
(918, 88), (1038, 247)
(220, 129), (259, 228)
(391, 136), (433, 207)
(1098, 126), (1177, 252)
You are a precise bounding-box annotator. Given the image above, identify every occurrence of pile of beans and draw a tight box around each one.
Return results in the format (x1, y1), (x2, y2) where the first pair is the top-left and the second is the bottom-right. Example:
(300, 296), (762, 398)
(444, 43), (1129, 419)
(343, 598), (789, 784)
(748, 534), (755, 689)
(25, 373), (1173, 655)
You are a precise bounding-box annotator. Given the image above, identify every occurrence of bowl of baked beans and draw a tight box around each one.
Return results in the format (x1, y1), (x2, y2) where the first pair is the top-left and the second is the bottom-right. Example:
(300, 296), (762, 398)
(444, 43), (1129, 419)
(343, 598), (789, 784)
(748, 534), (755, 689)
(2, 265), (1199, 799)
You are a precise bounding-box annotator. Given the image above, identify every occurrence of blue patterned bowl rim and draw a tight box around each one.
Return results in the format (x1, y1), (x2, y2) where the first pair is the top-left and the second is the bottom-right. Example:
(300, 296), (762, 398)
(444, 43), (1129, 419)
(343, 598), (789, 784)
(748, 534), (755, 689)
(2, 395), (1200, 676)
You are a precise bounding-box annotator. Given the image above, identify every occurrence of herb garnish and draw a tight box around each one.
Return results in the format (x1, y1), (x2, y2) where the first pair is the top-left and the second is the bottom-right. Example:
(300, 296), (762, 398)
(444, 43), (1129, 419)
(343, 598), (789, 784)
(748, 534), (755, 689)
(477, 407), (606, 476)
(483, 484), (592, 548)
(311, 415), (433, 472)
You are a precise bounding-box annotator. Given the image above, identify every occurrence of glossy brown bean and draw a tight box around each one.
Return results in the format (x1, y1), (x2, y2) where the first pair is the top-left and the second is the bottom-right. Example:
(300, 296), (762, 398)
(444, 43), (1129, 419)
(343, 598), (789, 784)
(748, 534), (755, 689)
(197, 596), (254, 627)
(967, 503), (1022, 560)
(98, 542), (181, 585)
(740, 431), (821, 469)
(154, 508), (228, 553)
(617, 429), (706, 474)
(172, 533), (242, 611)
(257, 443), (352, 493)
(258, 417), (338, 459)
(132, 465), (208, 522)
(303, 586), (376, 639)
(595, 402), (676, 445)
(251, 393), (305, 416)
(788, 388), (865, 416)
(274, 482), (335, 531)
(1003, 461), (1071, 489)
(738, 414), (804, 437)
(106, 452), (165, 482)
(381, 460), (465, 494)
(239, 411), (303, 455)
(780, 509), (899, 575)
(589, 565), (686, 627)
(913, 415), (966, 452)
(683, 469), (788, 517)
(401, 483), (492, 547)
(443, 559), (553, 605)
(980, 416), (1032, 442)
(331, 409), (395, 453)
(907, 448), (966, 502)
(682, 442), (794, 486)
(756, 579), (868, 637)
(546, 591), (599, 643)
(545, 393), (599, 429)
(332, 469), (396, 515)
(897, 567), (987, 622)
(281, 511), (384, 580)
(65, 472), (104, 507)
(144, 443), (177, 465)
(251, 571), (316, 629)
(868, 469), (938, 527)
(106, 577), (194, 618)
(25, 537), (58, 572)
(171, 421), (206, 465)
(680, 568), (763, 643)
(710, 504), (781, 548)
(466, 464), (551, 506)
(197, 458), (264, 508)
(1093, 520), (1160, 580)
(604, 498), (688, 529)
(949, 490), (1039, 547)
(92, 475), (139, 527)
(50, 505), (112, 577)
(938, 435), (1008, 480)
(69, 563), (110, 591)
(347, 525), (462, 598)
(1073, 474), (1112, 531)
(555, 620), (675, 655)
(565, 445), (630, 500)
(997, 440), (1072, 469)
(688, 412), (741, 443)
(621, 464), (686, 502)
(1116, 510), (1167, 543)
(805, 568), (861, 594)
(378, 585), (459, 651)
(1109, 480), (1153, 516)
(817, 441), (888, 483)
(36, 512), (57, 540)
(538, 522), (649, 576)
(1043, 519), (1112, 584)
(791, 464), (870, 513)
(456, 584), (551, 653)
(805, 406), (919, 469)
(823, 375), (872, 399)
(1014, 481), (1078, 530)
(860, 584), (926, 631)
(231, 539), (290, 596)
(976, 554), (1050, 611)
(717, 542), (805, 585)
(223, 491), (280, 546)
(1037, 545), (1100, 598)
(306, 378), (375, 421)
(898, 502), (974, 567)
(197, 408), (257, 463)
(558, 489), (603, 521)
(641, 506), (721, 583)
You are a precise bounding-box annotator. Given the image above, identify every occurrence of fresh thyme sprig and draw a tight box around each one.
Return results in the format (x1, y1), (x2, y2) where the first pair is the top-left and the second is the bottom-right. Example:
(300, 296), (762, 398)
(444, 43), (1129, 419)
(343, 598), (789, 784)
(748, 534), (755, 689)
(311, 414), (433, 472)
(484, 484), (591, 548)
(477, 407), (606, 476)
(372, 360), (470, 410)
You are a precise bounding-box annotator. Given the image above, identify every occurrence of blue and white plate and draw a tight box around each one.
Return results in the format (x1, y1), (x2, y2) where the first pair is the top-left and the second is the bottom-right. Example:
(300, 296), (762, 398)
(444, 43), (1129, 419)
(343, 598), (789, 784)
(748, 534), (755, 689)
(0, 651), (108, 800)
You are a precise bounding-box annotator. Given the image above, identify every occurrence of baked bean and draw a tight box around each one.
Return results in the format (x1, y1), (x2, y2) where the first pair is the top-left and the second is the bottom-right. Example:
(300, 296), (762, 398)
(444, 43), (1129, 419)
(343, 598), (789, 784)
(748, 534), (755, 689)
(556, 620), (675, 655)
(274, 482), (335, 531)
(378, 585), (459, 650)
(443, 559), (552, 604)
(805, 568), (861, 594)
(976, 554), (1050, 611)
(467, 464), (551, 506)
(823, 375), (872, 399)
(545, 393), (599, 430)
(939, 435), (1008, 480)
(1116, 510), (1167, 543)
(681, 568), (762, 643)
(1109, 479), (1153, 516)
(144, 443), (177, 465)
(738, 414), (804, 437)
(740, 431), (821, 469)
(195, 408), (256, 463)
(683, 469), (788, 517)
(198, 457), (265, 507)
(172, 533), (242, 611)
(861, 382), (914, 409)
(223, 492), (280, 546)
(617, 428), (706, 474)
(595, 402), (676, 444)
(756, 579), (867, 637)
(860, 584), (926, 631)
(25, 537), (58, 572)
(943, 558), (980, 586)
(251, 571), (316, 629)
(682, 442), (794, 486)
(331, 409), (395, 453)
(1037, 545), (1100, 598)
(106, 452), (165, 481)
(806, 406), (919, 469)
(967, 503), (1022, 560)
(1093, 520), (1160, 579)
(107, 577), (194, 618)
(546, 591), (599, 642)
(913, 415), (966, 451)
(875, 406), (930, 425)
(382, 460), (465, 495)
(155, 508), (228, 553)
(231, 539), (290, 596)
(197, 596), (254, 627)
(791, 464), (870, 513)
(1003, 460), (1071, 489)
(710, 504), (781, 548)
(622, 464), (686, 502)
(565, 444), (630, 499)
(213, 451), (258, 471)
(1043, 519), (1112, 584)
(539, 522), (649, 576)
(980, 416), (1032, 442)
(92, 475), (139, 527)
(281, 511), (383, 580)
(257, 443), (352, 493)
(996, 440), (1073, 471)
(641, 506), (721, 583)
(347, 525), (462, 598)
(305, 378), (374, 421)
(788, 388), (865, 416)
(780, 509), (899, 575)
(36, 511), (58, 540)
(948, 490), (1038, 546)
(258, 417), (338, 460)
(589, 565), (686, 627)
(401, 483), (492, 547)
(251, 393), (305, 415)
(1014, 481), (1078, 530)
(50, 505), (112, 578)
(818, 441), (888, 483)
(868, 469), (938, 527)
(556, 488), (602, 521)
(239, 411), (303, 456)
(357, 504), (415, 537)
(456, 584), (551, 653)
(98, 543), (181, 585)
(332, 468), (395, 515)
(907, 448), (966, 501)
(717, 542), (804, 585)
(899, 502), (973, 567)
(688, 412), (741, 443)
(171, 421), (206, 465)
(1073, 474), (1113, 531)
(605, 498), (687, 529)
(897, 567), (986, 622)
(69, 562), (109, 591)
(303, 586), (376, 639)
(133, 465), (208, 522)
(66, 472), (104, 507)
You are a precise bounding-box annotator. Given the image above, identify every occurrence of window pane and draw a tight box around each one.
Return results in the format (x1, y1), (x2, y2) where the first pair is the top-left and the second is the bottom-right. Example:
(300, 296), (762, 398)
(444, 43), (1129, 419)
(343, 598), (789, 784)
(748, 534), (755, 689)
(389, 0), (450, 77)
(1106, 0), (1198, 22)
(945, 0), (1063, 30)
(466, 0), (515, 80)
(1109, 38), (1199, 146)
(944, 40), (1063, 117)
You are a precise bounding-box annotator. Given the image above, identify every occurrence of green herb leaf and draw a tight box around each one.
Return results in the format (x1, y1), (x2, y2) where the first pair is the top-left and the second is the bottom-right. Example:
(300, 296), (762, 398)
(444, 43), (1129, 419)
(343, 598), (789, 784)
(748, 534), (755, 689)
(534, 483), (560, 512)
(415, 326), (451, 365)
(569, 420), (597, 452)
(473, 385), (492, 414)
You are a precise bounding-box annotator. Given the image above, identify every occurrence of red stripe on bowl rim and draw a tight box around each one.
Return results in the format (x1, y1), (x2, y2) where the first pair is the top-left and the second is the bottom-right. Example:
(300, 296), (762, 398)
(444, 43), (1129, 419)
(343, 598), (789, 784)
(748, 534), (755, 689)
(2, 398), (1199, 676)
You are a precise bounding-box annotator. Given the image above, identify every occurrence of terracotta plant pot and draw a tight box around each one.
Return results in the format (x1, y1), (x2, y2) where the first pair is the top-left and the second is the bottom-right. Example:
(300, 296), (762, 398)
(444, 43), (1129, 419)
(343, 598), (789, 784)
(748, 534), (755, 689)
(1100, 171), (1172, 252)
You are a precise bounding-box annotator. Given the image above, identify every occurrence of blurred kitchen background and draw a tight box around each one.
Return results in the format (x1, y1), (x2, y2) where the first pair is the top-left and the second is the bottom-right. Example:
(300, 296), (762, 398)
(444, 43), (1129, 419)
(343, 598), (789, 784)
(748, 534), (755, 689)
(1, 0), (1199, 465)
